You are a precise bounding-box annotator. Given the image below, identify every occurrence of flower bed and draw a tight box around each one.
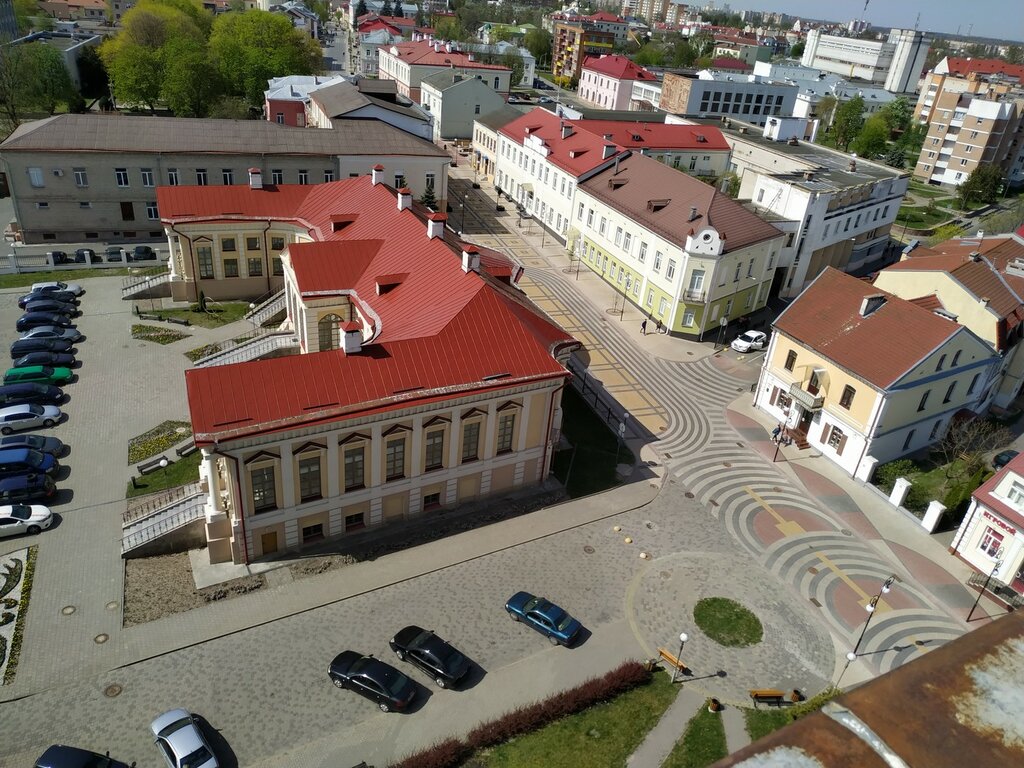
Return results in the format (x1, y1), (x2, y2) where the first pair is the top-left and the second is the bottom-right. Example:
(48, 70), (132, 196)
(131, 324), (190, 345)
(128, 420), (193, 464)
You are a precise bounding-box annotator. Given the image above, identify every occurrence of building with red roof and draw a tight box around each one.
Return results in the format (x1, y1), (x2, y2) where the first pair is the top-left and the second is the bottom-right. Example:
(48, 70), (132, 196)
(755, 267), (999, 478)
(378, 38), (513, 102)
(934, 56), (1024, 82)
(579, 55), (657, 110)
(162, 170), (577, 565)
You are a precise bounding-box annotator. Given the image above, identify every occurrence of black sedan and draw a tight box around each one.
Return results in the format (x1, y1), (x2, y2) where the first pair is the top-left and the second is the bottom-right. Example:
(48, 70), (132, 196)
(389, 626), (471, 689)
(22, 289), (79, 306)
(14, 352), (76, 369)
(10, 338), (74, 358)
(21, 299), (80, 317)
(16, 313), (75, 332)
(0, 383), (64, 406)
(74, 248), (102, 264)
(133, 245), (158, 260)
(327, 651), (416, 712)
(0, 433), (66, 457)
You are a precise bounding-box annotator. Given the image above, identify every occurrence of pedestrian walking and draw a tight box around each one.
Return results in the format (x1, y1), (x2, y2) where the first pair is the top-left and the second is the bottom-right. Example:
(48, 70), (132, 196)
(771, 424), (781, 443)
(641, 319), (648, 335)
(656, 319), (663, 334)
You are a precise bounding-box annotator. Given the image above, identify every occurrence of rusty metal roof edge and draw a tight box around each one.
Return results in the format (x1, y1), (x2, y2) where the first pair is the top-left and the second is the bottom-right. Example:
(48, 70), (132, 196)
(822, 703), (911, 768)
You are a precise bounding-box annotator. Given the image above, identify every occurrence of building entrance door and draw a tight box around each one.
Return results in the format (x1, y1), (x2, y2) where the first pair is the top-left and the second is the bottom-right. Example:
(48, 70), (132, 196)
(261, 531), (279, 556)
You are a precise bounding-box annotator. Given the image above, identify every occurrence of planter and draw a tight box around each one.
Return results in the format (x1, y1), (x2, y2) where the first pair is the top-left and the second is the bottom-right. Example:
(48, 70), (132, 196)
(707, 698), (722, 713)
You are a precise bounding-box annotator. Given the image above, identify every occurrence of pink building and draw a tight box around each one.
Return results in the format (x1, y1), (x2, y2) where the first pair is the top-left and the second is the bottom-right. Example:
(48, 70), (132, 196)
(578, 55), (657, 110)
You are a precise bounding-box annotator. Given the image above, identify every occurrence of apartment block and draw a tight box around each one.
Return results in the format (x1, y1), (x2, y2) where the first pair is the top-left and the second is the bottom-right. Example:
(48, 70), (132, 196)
(552, 20), (616, 83)
(578, 55), (657, 110)
(658, 71), (798, 127)
(378, 38), (512, 102)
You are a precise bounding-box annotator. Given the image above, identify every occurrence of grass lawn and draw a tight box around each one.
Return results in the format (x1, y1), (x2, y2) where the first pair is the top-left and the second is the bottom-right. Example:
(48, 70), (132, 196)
(744, 707), (789, 742)
(693, 597), (763, 647)
(126, 451), (202, 498)
(907, 181), (952, 200)
(479, 671), (677, 768)
(0, 266), (165, 289)
(897, 205), (952, 229)
(156, 301), (251, 328)
(551, 387), (634, 497)
(663, 706), (728, 768)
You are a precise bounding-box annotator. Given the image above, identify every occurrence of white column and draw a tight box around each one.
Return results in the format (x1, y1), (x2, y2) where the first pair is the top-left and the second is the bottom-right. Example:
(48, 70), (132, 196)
(410, 415), (423, 478)
(201, 449), (223, 520)
(326, 438), (339, 497)
(483, 404), (497, 460)
(448, 409), (462, 469)
(370, 423), (383, 487)
(280, 443), (295, 508)
(516, 398), (531, 452)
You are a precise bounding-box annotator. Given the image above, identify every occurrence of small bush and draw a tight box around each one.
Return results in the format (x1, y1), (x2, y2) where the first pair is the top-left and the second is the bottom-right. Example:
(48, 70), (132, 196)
(388, 739), (469, 768)
(786, 686), (841, 722)
(874, 459), (916, 492)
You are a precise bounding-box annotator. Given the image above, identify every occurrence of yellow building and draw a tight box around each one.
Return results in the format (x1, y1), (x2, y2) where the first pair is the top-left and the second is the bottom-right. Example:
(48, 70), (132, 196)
(754, 268), (999, 479)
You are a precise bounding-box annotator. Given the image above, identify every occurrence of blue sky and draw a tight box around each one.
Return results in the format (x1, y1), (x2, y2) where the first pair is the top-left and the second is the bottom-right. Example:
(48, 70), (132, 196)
(717, 1), (1020, 41)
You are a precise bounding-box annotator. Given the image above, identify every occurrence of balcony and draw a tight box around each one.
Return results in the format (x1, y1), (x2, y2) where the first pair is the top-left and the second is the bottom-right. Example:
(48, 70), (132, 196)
(683, 289), (705, 302)
(788, 381), (823, 411)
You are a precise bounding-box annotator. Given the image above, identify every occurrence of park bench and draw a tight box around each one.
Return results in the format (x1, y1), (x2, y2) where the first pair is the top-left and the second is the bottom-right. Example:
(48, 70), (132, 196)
(175, 441), (198, 458)
(749, 688), (786, 707)
(137, 456), (171, 475)
(657, 647), (690, 675)
(164, 316), (190, 326)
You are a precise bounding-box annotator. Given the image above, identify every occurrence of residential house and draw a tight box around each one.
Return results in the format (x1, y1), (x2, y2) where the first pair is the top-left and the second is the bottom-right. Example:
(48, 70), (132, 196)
(576, 120), (731, 178)
(578, 55), (657, 110)
(421, 71), (507, 142)
(378, 38), (512, 102)
(472, 105), (526, 182)
(0, 114), (449, 245)
(460, 41), (536, 89)
(349, 14), (408, 77)
(164, 172), (577, 564)
(476, 22), (537, 45)
(273, 1), (319, 39)
(37, 0), (107, 21)
(306, 78), (433, 140)
(264, 74), (349, 127)
(574, 152), (785, 337)
(713, 33), (773, 67)
(754, 268), (999, 479)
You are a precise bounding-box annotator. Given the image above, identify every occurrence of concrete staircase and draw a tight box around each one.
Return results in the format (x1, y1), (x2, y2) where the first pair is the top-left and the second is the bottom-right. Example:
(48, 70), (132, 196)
(122, 486), (206, 555)
(121, 271), (171, 299)
(192, 330), (298, 367)
(245, 289), (287, 327)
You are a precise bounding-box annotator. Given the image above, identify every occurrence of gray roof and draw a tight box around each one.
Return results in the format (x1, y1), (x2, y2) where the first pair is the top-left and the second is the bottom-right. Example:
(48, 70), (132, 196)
(476, 105), (528, 131)
(0, 114), (446, 157)
(310, 81), (428, 122)
(421, 70), (494, 92)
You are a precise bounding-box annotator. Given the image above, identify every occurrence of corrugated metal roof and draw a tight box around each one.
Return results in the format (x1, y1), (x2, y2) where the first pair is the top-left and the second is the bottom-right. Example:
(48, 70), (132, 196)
(582, 54), (657, 81)
(572, 119), (730, 151)
(388, 40), (511, 71)
(499, 108), (628, 178)
(0, 114), (447, 157)
(309, 81), (428, 122)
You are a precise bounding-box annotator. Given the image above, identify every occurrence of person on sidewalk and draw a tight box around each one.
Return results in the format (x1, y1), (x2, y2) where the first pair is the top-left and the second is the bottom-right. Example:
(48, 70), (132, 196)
(641, 319), (648, 336)
(656, 319), (663, 334)
(771, 424), (781, 443)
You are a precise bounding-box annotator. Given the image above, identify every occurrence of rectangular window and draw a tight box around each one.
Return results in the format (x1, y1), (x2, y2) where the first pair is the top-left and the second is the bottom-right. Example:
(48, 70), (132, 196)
(222, 169), (234, 185)
(653, 252), (663, 272)
(250, 466), (276, 512)
(683, 310), (695, 326)
(247, 257), (263, 277)
(275, 112), (284, 124)
(1008, 483), (1024, 505)
(120, 201), (135, 221)
(197, 246), (214, 279)
(979, 527), (1004, 557)
(734, 263), (741, 282)
(298, 455), (322, 501)
(462, 421), (480, 462)
(425, 430), (445, 471)
(599, 217), (607, 236)
(386, 438), (405, 480)
(638, 242), (648, 263)
(271, 170), (283, 185)
(839, 385), (855, 409)
(658, 297), (669, 316)
(146, 202), (158, 220)
(28, 167), (44, 187)
(323, 169), (335, 182)
(497, 413), (515, 454)
(196, 169), (208, 185)
(301, 523), (323, 542)
(827, 425), (845, 450)
(271, 236), (285, 251)
(623, 232), (632, 252)
(246, 236), (260, 251)
(344, 446), (364, 490)
(345, 512), (365, 531)
(666, 259), (676, 280)
(73, 168), (88, 187)
(943, 381), (956, 403)
(614, 227), (623, 246)
(221, 237), (236, 253)
(115, 168), (129, 187)
(917, 390), (930, 411)
(298, 170), (309, 185)
(784, 350), (797, 371)
(223, 258), (238, 278)
(272, 257), (283, 276)
(587, 209), (594, 226)
(967, 373), (980, 395)
(167, 168), (179, 186)
(141, 168), (154, 187)
(646, 289), (654, 307)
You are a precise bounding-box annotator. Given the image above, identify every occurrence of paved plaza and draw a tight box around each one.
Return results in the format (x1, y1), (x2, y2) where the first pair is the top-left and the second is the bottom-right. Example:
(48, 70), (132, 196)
(0, 170), (1005, 767)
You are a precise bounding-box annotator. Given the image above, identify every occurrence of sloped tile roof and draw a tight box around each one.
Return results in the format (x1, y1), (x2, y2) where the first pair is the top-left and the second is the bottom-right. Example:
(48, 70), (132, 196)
(388, 40), (511, 71)
(972, 452), (1024, 530)
(773, 268), (961, 389)
(581, 54), (657, 81)
(942, 56), (1024, 80)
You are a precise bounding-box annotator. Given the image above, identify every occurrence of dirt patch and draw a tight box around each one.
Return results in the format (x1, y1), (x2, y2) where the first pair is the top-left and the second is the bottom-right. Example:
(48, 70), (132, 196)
(123, 552), (266, 627)
(289, 554), (358, 578)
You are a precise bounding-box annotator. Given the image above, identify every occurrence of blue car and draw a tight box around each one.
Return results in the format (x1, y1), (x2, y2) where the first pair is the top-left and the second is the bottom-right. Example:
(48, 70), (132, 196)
(505, 591), (582, 647)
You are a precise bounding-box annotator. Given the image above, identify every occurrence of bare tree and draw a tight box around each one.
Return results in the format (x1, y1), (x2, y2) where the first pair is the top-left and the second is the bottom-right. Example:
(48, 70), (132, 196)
(934, 416), (1010, 480)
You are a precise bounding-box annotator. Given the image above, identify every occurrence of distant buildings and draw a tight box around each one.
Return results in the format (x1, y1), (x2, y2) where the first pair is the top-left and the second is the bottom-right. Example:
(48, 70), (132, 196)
(264, 75), (349, 127)
(421, 71), (507, 142)
(552, 14), (624, 83)
(305, 78), (433, 141)
(800, 28), (931, 95)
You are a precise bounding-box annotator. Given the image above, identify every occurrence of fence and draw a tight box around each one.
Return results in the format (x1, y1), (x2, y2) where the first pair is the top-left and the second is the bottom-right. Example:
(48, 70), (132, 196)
(121, 499), (206, 554)
(566, 357), (635, 439)
(123, 481), (202, 525)
(967, 571), (1024, 609)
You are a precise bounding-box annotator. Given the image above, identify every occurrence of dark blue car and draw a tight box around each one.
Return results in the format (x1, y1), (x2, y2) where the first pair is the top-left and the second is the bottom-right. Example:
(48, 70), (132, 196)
(16, 312), (75, 333)
(505, 591), (582, 647)
(0, 473), (56, 503)
(389, 625), (472, 688)
(0, 433), (66, 457)
(0, 383), (64, 407)
(10, 338), (74, 358)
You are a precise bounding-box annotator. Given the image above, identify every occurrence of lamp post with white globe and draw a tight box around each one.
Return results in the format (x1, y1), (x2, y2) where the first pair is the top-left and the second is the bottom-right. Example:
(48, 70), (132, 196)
(672, 632), (689, 683)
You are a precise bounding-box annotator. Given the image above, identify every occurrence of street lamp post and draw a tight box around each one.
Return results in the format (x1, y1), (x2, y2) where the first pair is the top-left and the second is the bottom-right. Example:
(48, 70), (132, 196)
(672, 632), (688, 683)
(838, 574), (896, 686)
(715, 316), (728, 350)
(459, 193), (467, 234)
(248, 302), (257, 337)
(967, 557), (1003, 622)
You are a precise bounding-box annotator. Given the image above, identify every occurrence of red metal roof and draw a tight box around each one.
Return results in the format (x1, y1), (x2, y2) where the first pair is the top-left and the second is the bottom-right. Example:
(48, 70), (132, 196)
(972, 452), (1024, 530)
(498, 108), (627, 178)
(387, 40), (511, 72)
(710, 56), (752, 71)
(943, 57), (1024, 81)
(572, 120), (729, 151)
(176, 177), (575, 443)
(581, 55), (657, 81)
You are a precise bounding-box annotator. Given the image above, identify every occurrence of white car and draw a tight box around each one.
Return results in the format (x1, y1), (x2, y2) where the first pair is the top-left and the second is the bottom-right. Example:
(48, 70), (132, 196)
(151, 709), (218, 768)
(731, 330), (767, 353)
(0, 504), (53, 537)
(31, 281), (84, 297)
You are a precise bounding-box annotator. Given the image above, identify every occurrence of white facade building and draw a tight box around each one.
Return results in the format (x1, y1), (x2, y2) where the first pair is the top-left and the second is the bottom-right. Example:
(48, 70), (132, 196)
(800, 28), (931, 94)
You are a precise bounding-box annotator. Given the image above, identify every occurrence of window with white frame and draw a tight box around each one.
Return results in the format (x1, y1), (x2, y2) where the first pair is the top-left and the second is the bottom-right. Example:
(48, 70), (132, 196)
(146, 202), (158, 220)
(577, 202), (584, 220)
(1008, 482), (1024, 506)
(250, 465), (276, 512)
(638, 242), (648, 263)
(658, 297), (668, 316)
(115, 168), (129, 187)
(385, 437), (406, 480)
(979, 527), (1004, 557)
(425, 429), (445, 471)
(73, 168), (88, 187)
(298, 454), (322, 502)
(599, 217), (607, 236)
(653, 252), (662, 272)
(666, 259), (676, 280)
(462, 421), (481, 462)
(587, 209), (594, 226)
(682, 310), (695, 326)
(344, 445), (365, 490)
(646, 289), (654, 307)
(496, 412), (516, 453)
(614, 226), (623, 246)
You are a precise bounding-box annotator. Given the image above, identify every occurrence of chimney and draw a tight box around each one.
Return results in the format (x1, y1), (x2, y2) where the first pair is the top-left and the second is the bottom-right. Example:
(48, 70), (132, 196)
(462, 245), (481, 273)
(371, 164), (385, 185)
(859, 294), (886, 317)
(561, 122), (573, 139)
(397, 187), (412, 211)
(977, 230), (985, 239)
(803, 170), (814, 181)
(602, 144), (616, 159)
(688, 206), (698, 221)
(468, 52), (475, 61)
(445, 42), (453, 53)
(248, 167), (263, 189)
(433, 41), (441, 52)
(427, 212), (447, 239)
(341, 321), (362, 355)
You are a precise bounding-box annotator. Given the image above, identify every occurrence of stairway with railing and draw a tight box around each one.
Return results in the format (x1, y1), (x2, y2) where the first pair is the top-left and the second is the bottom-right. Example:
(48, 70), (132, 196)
(122, 485), (207, 555)
(121, 271), (171, 298)
(192, 328), (298, 367)
(245, 288), (287, 327)
(968, 570), (1024, 609)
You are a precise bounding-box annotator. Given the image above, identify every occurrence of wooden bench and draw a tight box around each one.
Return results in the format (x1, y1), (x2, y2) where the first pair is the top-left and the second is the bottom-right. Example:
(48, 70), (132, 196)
(165, 316), (190, 326)
(749, 688), (786, 707)
(137, 456), (171, 475)
(175, 441), (198, 458)
(657, 647), (690, 675)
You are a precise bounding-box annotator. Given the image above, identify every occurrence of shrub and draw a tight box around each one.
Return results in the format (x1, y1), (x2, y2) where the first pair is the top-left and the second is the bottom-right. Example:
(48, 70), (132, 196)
(874, 459), (916, 492)
(388, 739), (469, 768)
(3, 545), (37, 684)
(786, 686), (841, 722)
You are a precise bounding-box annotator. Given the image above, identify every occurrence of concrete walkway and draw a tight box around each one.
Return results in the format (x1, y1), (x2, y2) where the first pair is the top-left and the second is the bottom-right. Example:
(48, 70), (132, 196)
(626, 684), (705, 768)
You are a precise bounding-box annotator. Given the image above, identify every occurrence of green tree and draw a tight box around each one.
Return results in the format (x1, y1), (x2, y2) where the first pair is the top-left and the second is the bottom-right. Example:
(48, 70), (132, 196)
(12, 0), (39, 34)
(22, 43), (75, 115)
(523, 28), (551, 64)
(634, 43), (664, 67)
(207, 95), (253, 119)
(104, 42), (162, 111)
(419, 178), (437, 209)
(392, 1), (403, 18)
(884, 144), (906, 169)
(832, 95), (865, 152)
(381, 0), (393, 16)
(1007, 45), (1024, 65)
(0, 46), (32, 131)
(209, 10), (321, 105)
(414, 5), (425, 26)
(880, 96), (911, 134)
(355, 0), (368, 17)
(963, 164), (1004, 205)
(851, 114), (889, 158)
(502, 51), (524, 88)
(77, 46), (110, 101)
(790, 40), (804, 58)
(671, 39), (697, 67)
(815, 94), (838, 126)
(161, 37), (223, 116)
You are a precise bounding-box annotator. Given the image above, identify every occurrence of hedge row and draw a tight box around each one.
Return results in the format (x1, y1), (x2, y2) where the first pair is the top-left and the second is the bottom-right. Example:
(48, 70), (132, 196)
(388, 660), (652, 768)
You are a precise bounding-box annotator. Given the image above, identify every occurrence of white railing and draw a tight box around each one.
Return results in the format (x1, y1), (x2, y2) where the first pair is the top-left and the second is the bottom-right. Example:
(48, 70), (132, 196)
(121, 271), (171, 297)
(193, 331), (298, 367)
(121, 495), (206, 554)
(245, 289), (287, 326)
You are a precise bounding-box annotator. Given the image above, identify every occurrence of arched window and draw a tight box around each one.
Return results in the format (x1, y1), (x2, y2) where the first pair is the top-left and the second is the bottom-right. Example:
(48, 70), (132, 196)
(318, 313), (342, 351)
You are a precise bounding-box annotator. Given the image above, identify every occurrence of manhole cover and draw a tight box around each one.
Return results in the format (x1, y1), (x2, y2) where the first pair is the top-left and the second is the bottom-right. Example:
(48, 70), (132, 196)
(104, 683), (123, 698)
(94, 633), (109, 644)
(841, 529), (853, 536)
(106, 601), (119, 611)
(685, 492), (694, 498)
(583, 545), (595, 554)
(61, 605), (76, 616)
(808, 567), (819, 574)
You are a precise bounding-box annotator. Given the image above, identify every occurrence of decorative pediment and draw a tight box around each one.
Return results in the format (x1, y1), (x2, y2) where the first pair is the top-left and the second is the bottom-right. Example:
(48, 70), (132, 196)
(339, 431), (371, 445)
(497, 400), (522, 412)
(424, 415), (451, 428)
(382, 423), (413, 437)
(243, 450), (280, 465)
(462, 407), (487, 419)
(293, 440), (326, 455)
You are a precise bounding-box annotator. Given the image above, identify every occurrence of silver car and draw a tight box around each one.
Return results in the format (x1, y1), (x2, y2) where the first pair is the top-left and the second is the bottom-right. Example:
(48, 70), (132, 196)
(151, 709), (218, 768)
(0, 504), (53, 537)
(31, 280), (84, 297)
(19, 326), (83, 343)
(0, 403), (61, 434)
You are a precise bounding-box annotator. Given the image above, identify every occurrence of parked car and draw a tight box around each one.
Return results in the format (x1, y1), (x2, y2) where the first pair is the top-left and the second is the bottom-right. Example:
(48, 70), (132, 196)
(389, 625), (471, 688)
(22, 299), (80, 317)
(0, 433), (66, 456)
(10, 338), (75, 357)
(0, 383), (64, 407)
(730, 330), (768, 353)
(104, 246), (125, 262)
(0, 403), (62, 434)
(537, 96), (554, 104)
(0, 473), (57, 502)
(4, 365), (74, 386)
(0, 447), (58, 478)
(16, 312), (76, 332)
(33, 744), (132, 768)
(18, 292), (78, 310)
(327, 651), (417, 712)
(505, 591), (582, 646)
(993, 450), (1020, 469)
(150, 709), (218, 768)
(19, 326), (83, 343)
(47, 250), (69, 265)
(133, 245), (158, 260)
(13, 352), (76, 369)
(31, 281), (84, 297)
(74, 248), (102, 264)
